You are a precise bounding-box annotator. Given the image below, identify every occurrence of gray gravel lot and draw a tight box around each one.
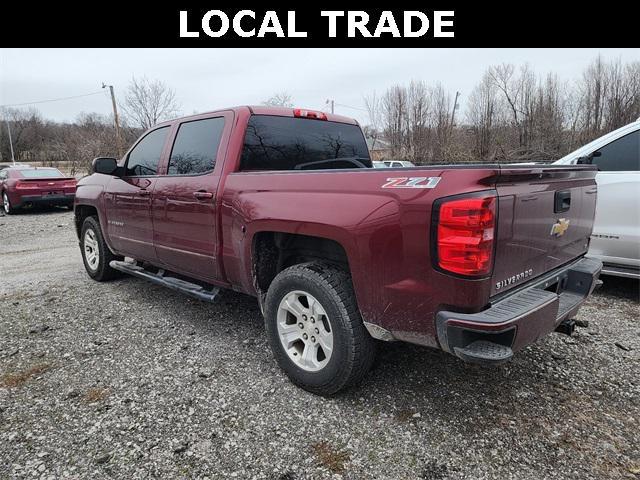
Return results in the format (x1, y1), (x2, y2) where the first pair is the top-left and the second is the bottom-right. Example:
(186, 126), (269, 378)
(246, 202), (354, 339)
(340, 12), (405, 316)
(0, 209), (639, 479)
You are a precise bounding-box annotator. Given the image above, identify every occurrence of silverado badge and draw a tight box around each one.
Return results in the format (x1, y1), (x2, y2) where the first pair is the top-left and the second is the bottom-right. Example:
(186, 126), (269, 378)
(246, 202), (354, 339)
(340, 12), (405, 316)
(550, 218), (570, 237)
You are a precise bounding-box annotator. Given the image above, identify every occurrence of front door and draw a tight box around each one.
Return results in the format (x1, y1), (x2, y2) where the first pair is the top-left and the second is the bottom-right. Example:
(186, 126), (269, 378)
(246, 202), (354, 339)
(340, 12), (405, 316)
(152, 114), (229, 283)
(104, 126), (170, 261)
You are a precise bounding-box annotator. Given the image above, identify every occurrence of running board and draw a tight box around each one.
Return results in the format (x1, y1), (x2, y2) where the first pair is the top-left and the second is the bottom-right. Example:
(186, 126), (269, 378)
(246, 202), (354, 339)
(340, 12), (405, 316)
(109, 260), (220, 303)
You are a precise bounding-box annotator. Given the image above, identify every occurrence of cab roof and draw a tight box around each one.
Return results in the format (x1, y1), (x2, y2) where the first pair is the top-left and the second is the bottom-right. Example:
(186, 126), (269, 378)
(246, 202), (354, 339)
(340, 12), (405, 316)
(156, 106), (359, 128)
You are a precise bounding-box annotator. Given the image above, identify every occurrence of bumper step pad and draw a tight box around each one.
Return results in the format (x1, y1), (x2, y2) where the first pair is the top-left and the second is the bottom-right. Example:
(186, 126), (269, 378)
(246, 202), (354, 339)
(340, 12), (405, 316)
(453, 340), (513, 364)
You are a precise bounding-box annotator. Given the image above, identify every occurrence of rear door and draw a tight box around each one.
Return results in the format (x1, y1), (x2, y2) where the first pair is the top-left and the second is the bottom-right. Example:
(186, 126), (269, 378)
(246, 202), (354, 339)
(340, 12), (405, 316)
(104, 126), (170, 261)
(588, 129), (640, 268)
(491, 165), (598, 296)
(152, 112), (232, 283)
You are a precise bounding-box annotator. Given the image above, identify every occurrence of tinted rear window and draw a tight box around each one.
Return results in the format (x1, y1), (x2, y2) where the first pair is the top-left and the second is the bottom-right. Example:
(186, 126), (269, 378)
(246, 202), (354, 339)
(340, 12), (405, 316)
(19, 169), (64, 178)
(593, 130), (639, 172)
(240, 115), (370, 171)
(168, 117), (225, 175)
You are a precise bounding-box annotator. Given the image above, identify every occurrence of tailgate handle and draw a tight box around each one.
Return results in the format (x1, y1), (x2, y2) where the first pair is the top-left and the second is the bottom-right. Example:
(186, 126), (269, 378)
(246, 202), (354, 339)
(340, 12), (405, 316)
(554, 190), (571, 213)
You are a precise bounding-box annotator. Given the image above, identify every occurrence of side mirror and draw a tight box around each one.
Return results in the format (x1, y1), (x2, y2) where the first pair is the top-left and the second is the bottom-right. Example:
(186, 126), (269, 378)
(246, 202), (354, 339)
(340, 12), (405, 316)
(576, 151), (601, 165)
(92, 157), (118, 175)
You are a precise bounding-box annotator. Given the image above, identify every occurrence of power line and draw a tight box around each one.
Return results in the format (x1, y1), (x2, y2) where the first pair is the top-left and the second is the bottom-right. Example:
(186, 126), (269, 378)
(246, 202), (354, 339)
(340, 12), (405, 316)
(0, 90), (106, 108)
(334, 102), (367, 112)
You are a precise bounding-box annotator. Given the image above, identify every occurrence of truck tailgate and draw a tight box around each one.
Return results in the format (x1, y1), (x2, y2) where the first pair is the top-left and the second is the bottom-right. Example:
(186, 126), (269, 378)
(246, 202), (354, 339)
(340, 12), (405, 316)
(491, 165), (598, 296)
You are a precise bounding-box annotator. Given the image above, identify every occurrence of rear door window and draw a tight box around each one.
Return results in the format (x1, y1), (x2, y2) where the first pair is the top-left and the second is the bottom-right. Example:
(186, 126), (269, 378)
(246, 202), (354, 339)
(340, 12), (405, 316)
(240, 115), (371, 171)
(593, 130), (639, 172)
(125, 127), (170, 176)
(167, 117), (225, 175)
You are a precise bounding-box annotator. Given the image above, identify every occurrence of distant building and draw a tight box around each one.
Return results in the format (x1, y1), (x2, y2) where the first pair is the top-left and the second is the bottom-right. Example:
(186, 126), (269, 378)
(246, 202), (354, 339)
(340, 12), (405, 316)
(366, 137), (392, 161)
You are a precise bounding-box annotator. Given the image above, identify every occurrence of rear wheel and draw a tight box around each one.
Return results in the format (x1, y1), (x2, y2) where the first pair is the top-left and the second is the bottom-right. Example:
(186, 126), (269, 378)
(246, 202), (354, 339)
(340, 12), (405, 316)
(3, 192), (16, 214)
(80, 216), (121, 281)
(264, 262), (376, 396)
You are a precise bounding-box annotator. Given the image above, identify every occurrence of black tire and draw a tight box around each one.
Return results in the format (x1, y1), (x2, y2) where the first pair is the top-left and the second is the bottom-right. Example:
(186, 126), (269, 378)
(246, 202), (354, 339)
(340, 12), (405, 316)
(80, 216), (121, 281)
(3, 192), (16, 215)
(264, 262), (376, 396)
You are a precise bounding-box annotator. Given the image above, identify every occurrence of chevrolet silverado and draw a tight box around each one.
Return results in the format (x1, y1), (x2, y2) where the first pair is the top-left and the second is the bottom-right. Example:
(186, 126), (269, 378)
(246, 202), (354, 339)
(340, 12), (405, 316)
(74, 106), (602, 395)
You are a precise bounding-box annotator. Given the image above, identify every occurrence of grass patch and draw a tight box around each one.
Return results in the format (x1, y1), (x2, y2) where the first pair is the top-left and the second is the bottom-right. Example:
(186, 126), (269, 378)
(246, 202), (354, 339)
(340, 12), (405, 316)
(84, 387), (110, 403)
(0, 363), (51, 388)
(312, 441), (350, 474)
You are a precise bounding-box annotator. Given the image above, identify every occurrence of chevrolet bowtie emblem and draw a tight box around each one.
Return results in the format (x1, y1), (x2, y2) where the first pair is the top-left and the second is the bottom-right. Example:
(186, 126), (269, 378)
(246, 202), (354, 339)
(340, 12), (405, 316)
(551, 218), (570, 237)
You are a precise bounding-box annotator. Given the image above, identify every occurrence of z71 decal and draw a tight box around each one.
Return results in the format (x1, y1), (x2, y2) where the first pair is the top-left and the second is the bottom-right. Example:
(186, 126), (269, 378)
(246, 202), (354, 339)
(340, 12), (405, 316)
(382, 177), (441, 189)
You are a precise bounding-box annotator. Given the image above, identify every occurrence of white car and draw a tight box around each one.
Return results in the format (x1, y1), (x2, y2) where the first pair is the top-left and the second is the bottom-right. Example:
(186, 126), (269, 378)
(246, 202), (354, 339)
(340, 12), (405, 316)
(554, 119), (640, 278)
(383, 160), (415, 168)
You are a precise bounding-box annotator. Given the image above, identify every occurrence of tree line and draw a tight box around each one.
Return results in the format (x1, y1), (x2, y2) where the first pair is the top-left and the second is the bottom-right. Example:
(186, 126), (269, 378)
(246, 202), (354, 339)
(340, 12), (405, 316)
(366, 55), (639, 164)
(1, 55), (638, 173)
(0, 77), (178, 175)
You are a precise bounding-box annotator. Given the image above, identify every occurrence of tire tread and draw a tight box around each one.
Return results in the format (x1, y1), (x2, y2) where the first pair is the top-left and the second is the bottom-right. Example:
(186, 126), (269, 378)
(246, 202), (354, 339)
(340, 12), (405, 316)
(265, 261), (376, 396)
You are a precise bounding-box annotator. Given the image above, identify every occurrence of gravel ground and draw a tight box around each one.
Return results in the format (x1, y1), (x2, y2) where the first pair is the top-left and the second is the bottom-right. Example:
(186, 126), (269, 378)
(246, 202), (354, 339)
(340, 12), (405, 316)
(0, 208), (638, 480)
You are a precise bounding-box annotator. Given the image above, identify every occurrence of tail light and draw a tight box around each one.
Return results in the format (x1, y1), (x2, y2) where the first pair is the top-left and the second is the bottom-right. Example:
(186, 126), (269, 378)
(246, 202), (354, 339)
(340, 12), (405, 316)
(293, 108), (327, 120)
(434, 194), (496, 277)
(15, 181), (38, 190)
(63, 180), (77, 188)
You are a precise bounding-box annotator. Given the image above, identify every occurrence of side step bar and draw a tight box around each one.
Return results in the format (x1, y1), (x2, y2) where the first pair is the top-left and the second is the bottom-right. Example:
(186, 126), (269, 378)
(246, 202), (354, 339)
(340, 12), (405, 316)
(110, 260), (220, 303)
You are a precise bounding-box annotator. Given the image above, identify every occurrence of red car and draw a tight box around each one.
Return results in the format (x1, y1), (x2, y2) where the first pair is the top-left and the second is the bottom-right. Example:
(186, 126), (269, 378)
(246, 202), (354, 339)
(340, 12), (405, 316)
(74, 106), (601, 395)
(0, 165), (77, 214)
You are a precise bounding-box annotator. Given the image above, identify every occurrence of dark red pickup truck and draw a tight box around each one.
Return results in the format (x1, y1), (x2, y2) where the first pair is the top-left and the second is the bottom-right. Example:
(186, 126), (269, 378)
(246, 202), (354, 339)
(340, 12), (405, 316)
(74, 106), (602, 395)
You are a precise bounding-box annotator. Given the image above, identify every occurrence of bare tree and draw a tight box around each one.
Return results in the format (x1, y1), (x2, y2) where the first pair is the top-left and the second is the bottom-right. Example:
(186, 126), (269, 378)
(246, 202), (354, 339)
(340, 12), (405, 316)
(262, 92), (294, 107)
(604, 59), (640, 130)
(0, 108), (44, 163)
(363, 92), (383, 149)
(119, 76), (180, 130)
(467, 72), (500, 160)
(431, 83), (453, 162)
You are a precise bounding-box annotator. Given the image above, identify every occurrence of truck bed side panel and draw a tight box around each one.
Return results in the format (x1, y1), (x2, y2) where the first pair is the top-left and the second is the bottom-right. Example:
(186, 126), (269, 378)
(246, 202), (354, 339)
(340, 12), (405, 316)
(220, 167), (499, 346)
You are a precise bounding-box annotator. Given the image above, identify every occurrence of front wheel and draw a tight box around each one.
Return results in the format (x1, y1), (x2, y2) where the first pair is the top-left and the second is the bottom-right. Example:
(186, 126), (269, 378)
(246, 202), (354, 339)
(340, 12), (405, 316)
(264, 262), (376, 396)
(80, 216), (121, 281)
(3, 192), (16, 214)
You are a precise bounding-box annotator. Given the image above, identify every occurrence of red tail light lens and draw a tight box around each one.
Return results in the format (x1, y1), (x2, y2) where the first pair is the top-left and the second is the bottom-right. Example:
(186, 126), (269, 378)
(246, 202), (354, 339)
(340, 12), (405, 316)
(15, 181), (38, 190)
(293, 108), (328, 120)
(436, 195), (496, 276)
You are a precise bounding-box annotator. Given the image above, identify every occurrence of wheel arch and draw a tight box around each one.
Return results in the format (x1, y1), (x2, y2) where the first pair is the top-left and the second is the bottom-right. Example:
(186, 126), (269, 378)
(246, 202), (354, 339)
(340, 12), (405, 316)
(251, 231), (351, 299)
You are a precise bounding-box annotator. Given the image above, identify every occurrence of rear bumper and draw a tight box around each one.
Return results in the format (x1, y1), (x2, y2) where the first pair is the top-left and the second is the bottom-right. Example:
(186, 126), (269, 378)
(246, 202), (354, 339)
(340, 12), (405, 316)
(14, 193), (75, 207)
(436, 257), (602, 365)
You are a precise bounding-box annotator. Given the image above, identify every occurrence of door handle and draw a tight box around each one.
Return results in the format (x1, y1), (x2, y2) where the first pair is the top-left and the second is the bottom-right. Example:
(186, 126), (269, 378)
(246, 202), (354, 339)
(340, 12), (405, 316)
(193, 191), (214, 200)
(138, 189), (150, 196)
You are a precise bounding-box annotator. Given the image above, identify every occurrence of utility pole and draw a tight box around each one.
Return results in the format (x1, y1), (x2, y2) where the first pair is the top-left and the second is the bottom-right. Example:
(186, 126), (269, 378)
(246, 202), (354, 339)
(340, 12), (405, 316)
(102, 83), (124, 157)
(450, 91), (460, 131)
(326, 99), (334, 114)
(2, 109), (16, 164)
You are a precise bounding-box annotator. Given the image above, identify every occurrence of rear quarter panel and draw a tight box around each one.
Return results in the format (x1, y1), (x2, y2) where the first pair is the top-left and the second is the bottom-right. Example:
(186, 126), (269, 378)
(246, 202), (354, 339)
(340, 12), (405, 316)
(220, 166), (499, 346)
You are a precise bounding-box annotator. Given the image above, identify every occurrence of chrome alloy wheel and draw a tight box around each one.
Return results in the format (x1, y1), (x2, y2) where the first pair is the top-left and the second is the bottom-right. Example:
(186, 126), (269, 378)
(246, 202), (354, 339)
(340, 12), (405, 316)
(3, 193), (10, 214)
(277, 290), (334, 372)
(83, 228), (100, 271)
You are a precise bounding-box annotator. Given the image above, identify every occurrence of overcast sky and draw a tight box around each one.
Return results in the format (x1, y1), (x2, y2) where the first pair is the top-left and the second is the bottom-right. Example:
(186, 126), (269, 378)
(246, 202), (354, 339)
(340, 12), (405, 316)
(1, 48), (637, 125)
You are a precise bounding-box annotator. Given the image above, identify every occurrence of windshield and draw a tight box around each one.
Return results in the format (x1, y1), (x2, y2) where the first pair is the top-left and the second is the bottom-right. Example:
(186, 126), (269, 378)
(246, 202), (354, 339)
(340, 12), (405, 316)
(19, 169), (64, 178)
(240, 115), (371, 171)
